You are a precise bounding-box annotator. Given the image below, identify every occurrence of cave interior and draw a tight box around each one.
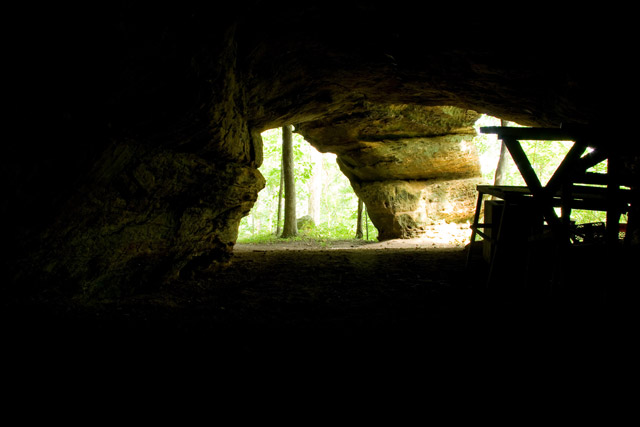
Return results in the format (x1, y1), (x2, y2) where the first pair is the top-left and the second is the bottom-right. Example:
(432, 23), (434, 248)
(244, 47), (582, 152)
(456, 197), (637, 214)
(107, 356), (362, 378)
(3, 2), (638, 368)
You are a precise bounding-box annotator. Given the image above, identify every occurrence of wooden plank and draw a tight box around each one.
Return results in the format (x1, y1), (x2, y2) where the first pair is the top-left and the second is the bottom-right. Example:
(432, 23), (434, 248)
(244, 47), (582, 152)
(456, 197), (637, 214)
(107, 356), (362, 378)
(480, 126), (578, 141)
(476, 185), (530, 193)
(479, 184), (632, 204)
(573, 172), (608, 185)
(476, 185), (532, 200)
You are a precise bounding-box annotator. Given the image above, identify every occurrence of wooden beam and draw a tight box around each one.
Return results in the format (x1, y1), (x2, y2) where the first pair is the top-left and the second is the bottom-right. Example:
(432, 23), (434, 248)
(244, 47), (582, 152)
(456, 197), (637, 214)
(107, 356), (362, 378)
(502, 137), (562, 230)
(544, 142), (589, 195)
(573, 172), (610, 186)
(502, 137), (543, 193)
(606, 156), (624, 245)
(480, 126), (578, 141)
(576, 148), (609, 171)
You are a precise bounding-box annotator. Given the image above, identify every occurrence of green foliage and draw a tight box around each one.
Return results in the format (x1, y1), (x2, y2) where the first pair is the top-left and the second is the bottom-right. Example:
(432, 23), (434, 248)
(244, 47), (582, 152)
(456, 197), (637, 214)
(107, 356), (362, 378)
(303, 220), (374, 240)
(240, 114), (611, 244)
(238, 128), (378, 242)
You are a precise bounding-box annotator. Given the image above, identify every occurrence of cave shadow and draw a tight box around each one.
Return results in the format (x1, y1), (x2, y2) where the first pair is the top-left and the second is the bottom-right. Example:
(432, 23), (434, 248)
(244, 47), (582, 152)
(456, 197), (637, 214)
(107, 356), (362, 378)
(3, 236), (633, 373)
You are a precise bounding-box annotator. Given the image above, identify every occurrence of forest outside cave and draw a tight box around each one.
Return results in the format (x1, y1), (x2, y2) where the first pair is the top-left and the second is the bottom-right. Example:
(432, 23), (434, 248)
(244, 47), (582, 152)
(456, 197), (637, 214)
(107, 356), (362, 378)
(3, 112), (624, 366)
(3, 3), (637, 376)
(237, 113), (612, 250)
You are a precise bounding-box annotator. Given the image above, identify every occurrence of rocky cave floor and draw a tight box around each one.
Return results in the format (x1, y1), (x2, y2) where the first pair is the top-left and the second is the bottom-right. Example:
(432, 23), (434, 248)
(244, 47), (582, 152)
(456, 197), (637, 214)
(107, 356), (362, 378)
(4, 230), (635, 371)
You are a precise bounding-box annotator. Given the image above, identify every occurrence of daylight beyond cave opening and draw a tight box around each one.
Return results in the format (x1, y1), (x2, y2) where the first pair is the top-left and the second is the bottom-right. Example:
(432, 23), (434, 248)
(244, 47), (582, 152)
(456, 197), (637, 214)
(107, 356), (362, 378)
(5, 2), (637, 307)
(241, 108), (496, 244)
(238, 127), (376, 242)
(240, 108), (616, 246)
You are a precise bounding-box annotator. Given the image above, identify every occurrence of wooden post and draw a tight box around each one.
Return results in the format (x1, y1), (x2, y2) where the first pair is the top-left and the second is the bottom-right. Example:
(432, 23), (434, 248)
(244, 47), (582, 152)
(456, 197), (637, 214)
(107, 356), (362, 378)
(466, 190), (485, 268)
(607, 155), (623, 245)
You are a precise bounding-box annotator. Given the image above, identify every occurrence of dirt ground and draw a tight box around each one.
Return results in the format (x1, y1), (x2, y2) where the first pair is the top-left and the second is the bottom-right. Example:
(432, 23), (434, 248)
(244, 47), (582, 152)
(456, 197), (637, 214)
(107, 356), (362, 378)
(3, 226), (633, 375)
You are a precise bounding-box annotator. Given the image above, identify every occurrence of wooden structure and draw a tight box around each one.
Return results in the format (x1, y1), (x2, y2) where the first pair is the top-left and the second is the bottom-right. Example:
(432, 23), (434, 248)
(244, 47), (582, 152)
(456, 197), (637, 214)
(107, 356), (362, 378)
(466, 125), (634, 286)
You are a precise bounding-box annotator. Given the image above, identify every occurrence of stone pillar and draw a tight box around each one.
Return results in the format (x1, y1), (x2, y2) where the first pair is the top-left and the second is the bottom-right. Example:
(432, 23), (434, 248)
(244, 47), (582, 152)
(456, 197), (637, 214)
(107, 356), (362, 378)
(297, 104), (482, 240)
(353, 177), (481, 240)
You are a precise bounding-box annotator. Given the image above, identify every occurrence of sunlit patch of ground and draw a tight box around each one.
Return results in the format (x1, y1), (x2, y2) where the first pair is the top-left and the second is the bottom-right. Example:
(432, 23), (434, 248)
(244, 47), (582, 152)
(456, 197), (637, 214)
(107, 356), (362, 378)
(234, 221), (472, 252)
(4, 219), (629, 371)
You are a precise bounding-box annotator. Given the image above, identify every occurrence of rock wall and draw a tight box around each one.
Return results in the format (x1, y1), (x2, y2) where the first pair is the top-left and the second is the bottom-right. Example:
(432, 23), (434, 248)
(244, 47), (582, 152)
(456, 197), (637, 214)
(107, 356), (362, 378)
(297, 104), (482, 239)
(7, 19), (265, 298)
(4, 2), (636, 299)
(33, 142), (264, 298)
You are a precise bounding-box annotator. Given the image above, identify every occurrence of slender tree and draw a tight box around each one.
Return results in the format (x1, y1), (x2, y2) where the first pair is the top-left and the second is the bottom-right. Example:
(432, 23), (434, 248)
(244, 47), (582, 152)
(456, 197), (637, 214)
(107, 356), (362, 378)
(355, 198), (364, 239)
(365, 206), (369, 240)
(307, 147), (322, 226)
(493, 119), (510, 186)
(281, 125), (298, 238)
(275, 157), (284, 236)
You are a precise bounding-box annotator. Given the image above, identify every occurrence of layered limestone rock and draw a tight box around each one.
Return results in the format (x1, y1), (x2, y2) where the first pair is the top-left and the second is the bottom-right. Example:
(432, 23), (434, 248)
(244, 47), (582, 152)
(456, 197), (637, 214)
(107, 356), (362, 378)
(297, 104), (482, 239)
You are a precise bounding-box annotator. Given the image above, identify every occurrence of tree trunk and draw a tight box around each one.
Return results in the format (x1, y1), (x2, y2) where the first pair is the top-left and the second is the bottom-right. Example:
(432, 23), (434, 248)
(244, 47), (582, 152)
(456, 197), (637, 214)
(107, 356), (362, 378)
(493, 119), (510, 186)
(365, 206), (369, 240)
(307, 147), (322, 226)
(355, 198), (364, 239)
(281, 125), (297, 238)
(276, 157), (284, 236)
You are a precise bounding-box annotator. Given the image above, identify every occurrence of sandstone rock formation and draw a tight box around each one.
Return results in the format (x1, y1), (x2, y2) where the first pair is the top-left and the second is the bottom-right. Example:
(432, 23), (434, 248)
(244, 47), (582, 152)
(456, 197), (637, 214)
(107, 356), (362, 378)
(7, 23), (266, 298)
(296, 104), (482, 239)
(3, 2), (636, 298)
(36, 142), (265, 298)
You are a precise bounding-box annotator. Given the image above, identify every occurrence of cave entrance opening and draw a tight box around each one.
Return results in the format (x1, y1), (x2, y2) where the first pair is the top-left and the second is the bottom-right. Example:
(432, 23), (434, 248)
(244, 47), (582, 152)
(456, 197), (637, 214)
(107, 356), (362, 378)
(239, 112), (614, 250)
(238, 127), (378, 243)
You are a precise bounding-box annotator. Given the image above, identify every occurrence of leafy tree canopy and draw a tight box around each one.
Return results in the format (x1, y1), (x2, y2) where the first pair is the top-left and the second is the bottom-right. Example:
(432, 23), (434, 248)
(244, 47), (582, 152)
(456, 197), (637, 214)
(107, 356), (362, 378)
(238, 128), (377, 242)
